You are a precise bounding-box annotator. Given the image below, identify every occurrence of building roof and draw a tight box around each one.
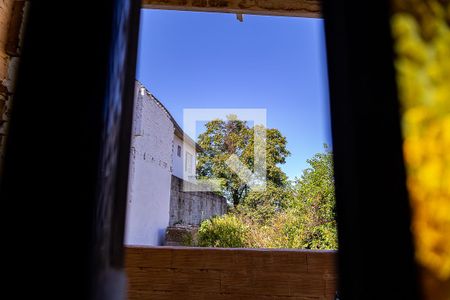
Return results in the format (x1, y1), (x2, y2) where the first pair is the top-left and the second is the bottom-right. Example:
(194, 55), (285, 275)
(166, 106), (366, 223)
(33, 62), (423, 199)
(137, 81), (203, 152)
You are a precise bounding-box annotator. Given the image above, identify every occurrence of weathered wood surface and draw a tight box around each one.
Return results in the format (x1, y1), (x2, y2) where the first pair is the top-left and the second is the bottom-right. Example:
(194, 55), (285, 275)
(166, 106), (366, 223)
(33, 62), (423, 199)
(126, 246), (337, 299)
(142, 0), (322, 18)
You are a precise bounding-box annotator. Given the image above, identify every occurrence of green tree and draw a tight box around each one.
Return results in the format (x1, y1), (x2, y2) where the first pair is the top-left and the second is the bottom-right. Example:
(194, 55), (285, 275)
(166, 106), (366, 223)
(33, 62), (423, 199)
(287, 145), (337, 249)
(237, 181), (293, 225)
(196, 115), (290, 207)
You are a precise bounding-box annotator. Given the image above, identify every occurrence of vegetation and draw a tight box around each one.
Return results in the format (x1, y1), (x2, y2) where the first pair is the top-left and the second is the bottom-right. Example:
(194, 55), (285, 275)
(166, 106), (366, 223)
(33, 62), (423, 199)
(196, 115), (290, 206)
(196, 126), (337, 250)
(288, 147), (337, 249)
(198, 214), (248, 248)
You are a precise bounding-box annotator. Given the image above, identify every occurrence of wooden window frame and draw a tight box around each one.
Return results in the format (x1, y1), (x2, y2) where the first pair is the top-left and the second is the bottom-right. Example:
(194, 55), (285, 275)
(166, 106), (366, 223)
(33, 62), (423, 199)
(0, 1), (420, 299)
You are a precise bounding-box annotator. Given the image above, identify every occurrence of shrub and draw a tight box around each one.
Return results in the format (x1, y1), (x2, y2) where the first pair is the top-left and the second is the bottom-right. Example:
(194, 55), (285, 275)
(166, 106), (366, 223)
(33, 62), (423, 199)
(238, 182), (293, 225)
(197, 215), (248, 248)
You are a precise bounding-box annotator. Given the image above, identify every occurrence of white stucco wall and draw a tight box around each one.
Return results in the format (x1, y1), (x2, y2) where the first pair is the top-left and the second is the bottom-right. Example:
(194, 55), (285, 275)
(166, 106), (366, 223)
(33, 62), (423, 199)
(172, 135), (196, 180)
(125, 84), (174, 246)
(172, 135), (184, 179)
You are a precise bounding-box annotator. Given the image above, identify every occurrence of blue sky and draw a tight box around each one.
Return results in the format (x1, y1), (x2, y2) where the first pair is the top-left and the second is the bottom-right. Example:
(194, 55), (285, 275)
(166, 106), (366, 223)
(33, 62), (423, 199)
(136, 9), (332, 180)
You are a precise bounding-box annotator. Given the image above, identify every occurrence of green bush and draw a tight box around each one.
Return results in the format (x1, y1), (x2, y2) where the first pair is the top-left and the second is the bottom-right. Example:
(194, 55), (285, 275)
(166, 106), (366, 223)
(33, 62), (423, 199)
(196, 147), (338, 250)
(197, 215), (248, 248)
(279, 208), (338, 250)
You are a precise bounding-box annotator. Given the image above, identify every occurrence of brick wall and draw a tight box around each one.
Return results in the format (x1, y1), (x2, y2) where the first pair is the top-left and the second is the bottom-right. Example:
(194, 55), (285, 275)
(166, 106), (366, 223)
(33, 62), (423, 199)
(0, 0), (14, 81)
(126, 246), (338, 300)
(0, 0), (15, 168)
(0, 0), (26, 171)
(170, 175), (227, 226)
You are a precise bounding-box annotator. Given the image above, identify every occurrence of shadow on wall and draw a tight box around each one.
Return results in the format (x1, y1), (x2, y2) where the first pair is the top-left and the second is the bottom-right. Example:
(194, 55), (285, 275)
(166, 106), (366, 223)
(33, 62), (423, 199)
(158, 228), (166, 245)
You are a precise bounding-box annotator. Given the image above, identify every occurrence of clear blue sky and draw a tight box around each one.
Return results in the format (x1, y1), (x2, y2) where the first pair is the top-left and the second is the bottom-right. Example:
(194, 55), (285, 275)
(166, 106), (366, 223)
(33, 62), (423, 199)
(136, 9), (332, 180)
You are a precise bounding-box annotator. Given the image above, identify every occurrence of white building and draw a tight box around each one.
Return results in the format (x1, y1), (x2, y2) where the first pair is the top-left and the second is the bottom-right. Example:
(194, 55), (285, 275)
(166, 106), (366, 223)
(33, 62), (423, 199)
(125, 82), (226, 246)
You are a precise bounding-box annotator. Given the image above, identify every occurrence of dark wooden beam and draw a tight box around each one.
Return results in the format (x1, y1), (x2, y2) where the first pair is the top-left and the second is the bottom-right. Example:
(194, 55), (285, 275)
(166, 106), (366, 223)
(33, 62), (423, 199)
(142, 0), (322, 18)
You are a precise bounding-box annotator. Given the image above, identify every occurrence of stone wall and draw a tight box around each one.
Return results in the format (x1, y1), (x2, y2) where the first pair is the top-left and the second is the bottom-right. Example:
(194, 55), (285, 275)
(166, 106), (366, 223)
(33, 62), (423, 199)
(165, 225), (199, 246)
(126, 246), (338, 300)
(170, 175), (227, 226)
